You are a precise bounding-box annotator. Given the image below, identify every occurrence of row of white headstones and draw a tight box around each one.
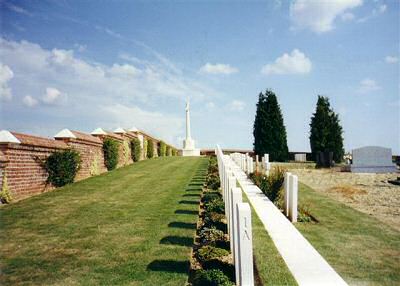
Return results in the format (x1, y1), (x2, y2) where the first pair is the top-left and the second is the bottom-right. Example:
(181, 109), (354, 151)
(235, 152), (299, 223)
(216, 148), (300, 286)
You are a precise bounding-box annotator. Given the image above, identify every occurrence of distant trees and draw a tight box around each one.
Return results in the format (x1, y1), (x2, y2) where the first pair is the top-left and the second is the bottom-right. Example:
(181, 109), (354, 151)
(309, 96), (344, 163)
(253, 90), (289, 162)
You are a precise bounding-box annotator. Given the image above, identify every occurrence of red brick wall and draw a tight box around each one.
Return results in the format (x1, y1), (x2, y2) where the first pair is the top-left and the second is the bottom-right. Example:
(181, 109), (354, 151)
(0, 129), (178, 202)
(0, 137), (68, 200)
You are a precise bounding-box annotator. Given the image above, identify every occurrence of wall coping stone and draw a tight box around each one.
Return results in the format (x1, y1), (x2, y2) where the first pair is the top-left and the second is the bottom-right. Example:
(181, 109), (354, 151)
(54, 129), (76, 139)
(0, 130), (21, 144)
(11, 132), (69, 149)
(91, 127), (107, 135)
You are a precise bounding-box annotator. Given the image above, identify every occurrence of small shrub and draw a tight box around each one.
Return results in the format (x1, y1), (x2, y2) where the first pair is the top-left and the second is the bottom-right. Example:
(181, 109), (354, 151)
(0, 172), (12, 203)
(147, 139), (154, 158)
(207, 174), (220, 190)
(203, 213), (227, 233)
(197, 246), (229, 264)
(202, 192), (222, 203)
(298, 204), (315, 223)
(159, 141), (166, 157)
(123, 140), (131, 165)
(208, 163), (218, 175)
(172, 149), (177, 156)
(205, 198), (225, 214)
(131, 138), (141, 162)
(192, 269), (233, 286)
(45, 149), (81, 187)
(143, 140), (148, 159)
(103, 138), (119, 170)
(90, 154), (100, 176)
(199, 227), (225, 245)
(166, 146), (171, 156)
(251, 167), (285, 203)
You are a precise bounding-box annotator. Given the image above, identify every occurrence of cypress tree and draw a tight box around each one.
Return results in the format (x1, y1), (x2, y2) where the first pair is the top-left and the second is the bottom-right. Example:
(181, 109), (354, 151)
(253, 90), (289, 162)
(309, 96), (344, 163)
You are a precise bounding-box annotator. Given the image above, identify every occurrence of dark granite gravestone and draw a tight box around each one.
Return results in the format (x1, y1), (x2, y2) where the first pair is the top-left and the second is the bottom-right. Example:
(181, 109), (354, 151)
(316, 151), (334, 168)
(350, 146), (398, 173)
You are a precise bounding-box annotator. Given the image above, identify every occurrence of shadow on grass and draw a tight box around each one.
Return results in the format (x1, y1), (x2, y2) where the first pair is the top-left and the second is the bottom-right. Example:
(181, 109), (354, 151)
(179, 200), (198, 205)
(182, 194), (201, 198)
(175, 210), (198, 215)
(185, 188), (202, 192)
(160, 236), (193, 247)
(188, 183), (203, 186)
(168, 222), (197, 229)
(147, 260), (189, 273)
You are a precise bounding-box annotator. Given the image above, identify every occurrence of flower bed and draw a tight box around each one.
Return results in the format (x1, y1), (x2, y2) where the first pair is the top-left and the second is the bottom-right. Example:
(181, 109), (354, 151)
(249, 167), (316, 223)
(189, 156), (235, 286)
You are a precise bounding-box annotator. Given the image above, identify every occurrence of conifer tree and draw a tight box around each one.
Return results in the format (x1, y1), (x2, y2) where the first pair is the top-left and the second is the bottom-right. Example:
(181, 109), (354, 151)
(309, 96), (344, 163)
(253, 90), (289, 161)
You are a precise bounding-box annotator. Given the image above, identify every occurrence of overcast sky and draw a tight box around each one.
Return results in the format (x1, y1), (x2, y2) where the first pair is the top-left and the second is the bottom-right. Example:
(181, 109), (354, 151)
(1, 0), (399, 153)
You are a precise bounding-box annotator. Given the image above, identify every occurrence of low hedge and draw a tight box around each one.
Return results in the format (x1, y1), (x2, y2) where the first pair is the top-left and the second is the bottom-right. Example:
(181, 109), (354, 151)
(131, 138), (141, 162)
(197, 246), (229, 264)
(199, 227), (225, 245)
(205, 198), (225, 214)
(147, 139), (154, 158)
(204, 212), (227, 233)
(159, 141), (166, 157)
(45, 149), (81, 187)
(192, 269), (233, 286)
(103, 138), (119, 170)
(202, 192), (222, 203)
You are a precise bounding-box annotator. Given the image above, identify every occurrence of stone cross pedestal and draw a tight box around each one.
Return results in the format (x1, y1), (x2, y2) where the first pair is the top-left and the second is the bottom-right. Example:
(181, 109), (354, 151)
(182, 100), (200, 156)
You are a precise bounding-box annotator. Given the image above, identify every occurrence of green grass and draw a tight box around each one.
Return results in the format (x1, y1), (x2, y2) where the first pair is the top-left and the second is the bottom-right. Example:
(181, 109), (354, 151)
(242, 193), (297, 286)
(296, 183), (400, 286)
(0, 157), (208, 286)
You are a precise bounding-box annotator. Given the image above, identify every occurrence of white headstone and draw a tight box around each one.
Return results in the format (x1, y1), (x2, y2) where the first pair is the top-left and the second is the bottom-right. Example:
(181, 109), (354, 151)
(265, 162), (271, 176)
(284, 172), (292, 217)
(255, 155), (259, 173)
(236, 203), (254, 286)
(295, 153), (307, 162)
(230, 187), (242, 280)
(227, 174), (236, 237)
(289, 174), (298, 223)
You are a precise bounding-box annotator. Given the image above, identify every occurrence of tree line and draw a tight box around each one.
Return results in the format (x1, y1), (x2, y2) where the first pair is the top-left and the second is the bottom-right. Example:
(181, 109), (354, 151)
(253, 90), (344, 163)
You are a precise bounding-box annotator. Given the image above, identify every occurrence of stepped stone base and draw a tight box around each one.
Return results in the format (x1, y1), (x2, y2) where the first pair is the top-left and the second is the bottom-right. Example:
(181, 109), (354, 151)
(182, 149), (200, 157)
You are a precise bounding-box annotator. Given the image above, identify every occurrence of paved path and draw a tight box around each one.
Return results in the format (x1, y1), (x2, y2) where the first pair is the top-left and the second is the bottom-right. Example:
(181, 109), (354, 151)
(228, 157), (348, 286)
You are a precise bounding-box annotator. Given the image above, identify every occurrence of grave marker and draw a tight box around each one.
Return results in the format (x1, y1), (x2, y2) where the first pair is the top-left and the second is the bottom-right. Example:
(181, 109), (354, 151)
(351, 146), (398, 173)
(236, 203), (254, 286)
(230, 187), (242, 267)
(288, 174), (298, 223)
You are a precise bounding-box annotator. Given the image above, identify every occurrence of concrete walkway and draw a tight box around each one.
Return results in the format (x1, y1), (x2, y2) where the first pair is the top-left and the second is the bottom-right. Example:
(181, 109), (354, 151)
(228, 158), (348, 286)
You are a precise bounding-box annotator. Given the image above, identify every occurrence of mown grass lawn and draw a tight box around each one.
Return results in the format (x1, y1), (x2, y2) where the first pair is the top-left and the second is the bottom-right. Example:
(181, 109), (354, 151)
(0, 157), (208, 286)
(242, 194), (297, 286)
(296, 183), (400, 286)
